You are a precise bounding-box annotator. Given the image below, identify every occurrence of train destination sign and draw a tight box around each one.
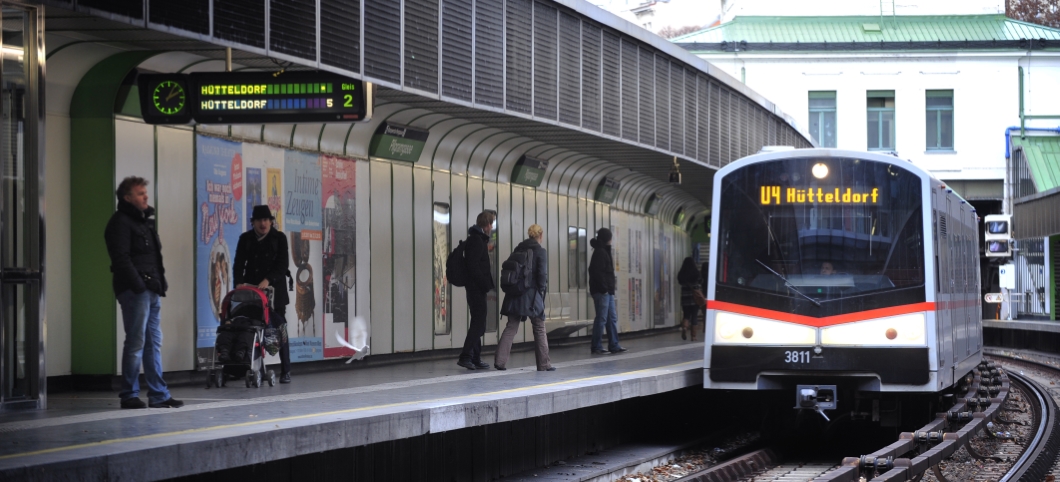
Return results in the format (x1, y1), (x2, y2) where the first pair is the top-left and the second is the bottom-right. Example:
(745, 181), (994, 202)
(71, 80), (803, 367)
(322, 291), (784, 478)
(138, 71), (369, 124)
(759, 186), (880, 206)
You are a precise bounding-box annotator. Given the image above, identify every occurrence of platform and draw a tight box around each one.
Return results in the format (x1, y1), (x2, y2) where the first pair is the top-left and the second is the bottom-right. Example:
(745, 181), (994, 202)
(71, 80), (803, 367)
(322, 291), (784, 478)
(0, 333), (703, 481)
(984, 319), (1060, 334)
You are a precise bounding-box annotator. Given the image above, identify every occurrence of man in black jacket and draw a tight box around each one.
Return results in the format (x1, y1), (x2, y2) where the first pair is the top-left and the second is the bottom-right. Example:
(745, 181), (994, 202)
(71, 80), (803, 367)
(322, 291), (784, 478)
(105, 177), (183, 409)
(589, 228), (626, 354)
(457, 211), (496, 370)
(233, 205), (292, 382)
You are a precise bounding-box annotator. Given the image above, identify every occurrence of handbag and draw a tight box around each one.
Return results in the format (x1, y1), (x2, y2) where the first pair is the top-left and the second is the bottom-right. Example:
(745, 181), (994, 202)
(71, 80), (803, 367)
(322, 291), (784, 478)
(692, 289), (706, 310)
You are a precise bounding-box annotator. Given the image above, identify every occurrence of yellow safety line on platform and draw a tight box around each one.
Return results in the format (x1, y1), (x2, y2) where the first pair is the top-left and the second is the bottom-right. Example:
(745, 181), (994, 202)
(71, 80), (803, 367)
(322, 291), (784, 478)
(0, 360), (700, 461)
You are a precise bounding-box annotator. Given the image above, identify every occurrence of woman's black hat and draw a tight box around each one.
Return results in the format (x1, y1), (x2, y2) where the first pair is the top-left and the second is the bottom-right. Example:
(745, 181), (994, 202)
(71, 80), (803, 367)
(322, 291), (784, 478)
(251, 205), (275, 221)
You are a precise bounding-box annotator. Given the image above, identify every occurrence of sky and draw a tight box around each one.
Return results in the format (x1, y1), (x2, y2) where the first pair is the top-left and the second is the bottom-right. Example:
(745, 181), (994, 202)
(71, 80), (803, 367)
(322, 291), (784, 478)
(587, 0), (723, 34)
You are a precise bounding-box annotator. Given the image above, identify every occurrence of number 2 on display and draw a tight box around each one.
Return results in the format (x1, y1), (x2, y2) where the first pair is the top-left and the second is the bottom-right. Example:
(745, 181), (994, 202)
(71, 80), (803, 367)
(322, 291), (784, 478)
(784, 351), (810, 364)
(344, 94), (353, 107)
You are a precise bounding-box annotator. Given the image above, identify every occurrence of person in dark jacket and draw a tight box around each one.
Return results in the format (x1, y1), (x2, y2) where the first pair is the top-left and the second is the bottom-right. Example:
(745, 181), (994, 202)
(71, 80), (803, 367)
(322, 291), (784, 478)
(677, 257), (703, 341)
(589, 228), (626, 354)
(494, 224), (554, 371)
(105, 177), (183, 409)
(233, 205), (292, 382)
(457, 211), (496, 370)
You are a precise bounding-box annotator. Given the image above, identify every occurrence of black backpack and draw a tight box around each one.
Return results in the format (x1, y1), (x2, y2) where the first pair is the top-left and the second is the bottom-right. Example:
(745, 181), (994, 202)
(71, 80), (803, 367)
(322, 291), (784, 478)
(446, 240), (469, 287)
(500, 247), (535, 294)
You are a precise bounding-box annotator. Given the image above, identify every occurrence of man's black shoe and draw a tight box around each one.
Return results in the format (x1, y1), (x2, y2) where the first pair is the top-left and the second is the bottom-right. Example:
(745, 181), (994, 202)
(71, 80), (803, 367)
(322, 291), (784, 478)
(120, 397), (146, 409)
(591, 349), (609, 355)
(540, 367), (556, 371)
(456, 360), (477, 370)
(494, 364), (507, 371)
(472, 361), (490, 369)
(609, 347), (628, 354)
(149, 398), (184, 408)
(280, 373), (291, 383)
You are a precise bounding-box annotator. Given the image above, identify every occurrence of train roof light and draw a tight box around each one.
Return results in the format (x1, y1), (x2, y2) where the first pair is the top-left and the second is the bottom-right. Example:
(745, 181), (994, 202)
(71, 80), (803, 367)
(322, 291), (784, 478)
(812, 163), (829, 179)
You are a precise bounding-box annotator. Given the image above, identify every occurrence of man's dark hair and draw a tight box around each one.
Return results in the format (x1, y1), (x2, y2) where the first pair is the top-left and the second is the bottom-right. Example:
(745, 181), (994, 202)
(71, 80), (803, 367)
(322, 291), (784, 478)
(116, 176), (149, 201)
(476, 211), (495, 229)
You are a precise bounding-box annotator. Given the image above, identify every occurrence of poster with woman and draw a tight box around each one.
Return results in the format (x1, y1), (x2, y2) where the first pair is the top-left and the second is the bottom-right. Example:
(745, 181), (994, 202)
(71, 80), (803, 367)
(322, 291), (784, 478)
(321, 154), (357, 358)
(194, 136), (244, 366)
(432, 203), (451, 335)
(284, 150), (324, 362)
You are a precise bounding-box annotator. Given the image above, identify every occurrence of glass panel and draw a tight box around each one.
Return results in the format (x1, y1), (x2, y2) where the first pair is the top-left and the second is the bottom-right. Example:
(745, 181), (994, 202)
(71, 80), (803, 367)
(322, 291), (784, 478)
(2, 284), (26, 398)
(808, 91), (836, 109)
(822, 111), (836, 148)
(715, 157), (926, 318)
(867, 98), (886, 108)
(578, 228), (588, 289)
(809, 112), (821, 145)
(432, 203), (450, 335)
(926, 110), (939, 148)
(2, 8), (28, 269)
(940, 109), (953, 149)
(568, 226), (578, 290)
(881, 110), (895, 149)
(867, 112), (880, 149)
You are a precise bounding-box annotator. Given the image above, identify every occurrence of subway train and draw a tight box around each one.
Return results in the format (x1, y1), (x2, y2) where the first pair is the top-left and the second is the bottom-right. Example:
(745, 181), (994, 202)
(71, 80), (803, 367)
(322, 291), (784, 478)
(704, 149), (982, 419)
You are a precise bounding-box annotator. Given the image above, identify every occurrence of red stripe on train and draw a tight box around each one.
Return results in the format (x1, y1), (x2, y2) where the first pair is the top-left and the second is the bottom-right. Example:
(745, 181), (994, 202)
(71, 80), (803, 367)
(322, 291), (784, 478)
(705, 300), (937, 327)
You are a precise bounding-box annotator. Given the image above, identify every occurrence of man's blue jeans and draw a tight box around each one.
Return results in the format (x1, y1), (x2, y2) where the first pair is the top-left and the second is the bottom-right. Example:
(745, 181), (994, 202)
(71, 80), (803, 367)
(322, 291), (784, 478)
(591, 293), (621, 351)
(117, 290), (171, 404)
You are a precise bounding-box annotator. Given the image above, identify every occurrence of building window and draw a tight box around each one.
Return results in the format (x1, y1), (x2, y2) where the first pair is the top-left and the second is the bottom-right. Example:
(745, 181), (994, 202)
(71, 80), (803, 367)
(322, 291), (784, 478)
(808, 91), (837, 148)
(926, 90), (954, 150)
(867, 90), (895, 151)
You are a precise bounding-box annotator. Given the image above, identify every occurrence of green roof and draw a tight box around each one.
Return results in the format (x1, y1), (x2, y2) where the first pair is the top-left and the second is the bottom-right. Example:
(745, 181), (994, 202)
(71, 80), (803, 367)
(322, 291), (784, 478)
(673, 14), (1060, 45)
(1012, 135), (1060, 192)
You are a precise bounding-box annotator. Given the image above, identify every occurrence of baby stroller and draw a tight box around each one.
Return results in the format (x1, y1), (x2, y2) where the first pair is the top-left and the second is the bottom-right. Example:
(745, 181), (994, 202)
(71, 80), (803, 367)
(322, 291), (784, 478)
(205, 286), (279, 388)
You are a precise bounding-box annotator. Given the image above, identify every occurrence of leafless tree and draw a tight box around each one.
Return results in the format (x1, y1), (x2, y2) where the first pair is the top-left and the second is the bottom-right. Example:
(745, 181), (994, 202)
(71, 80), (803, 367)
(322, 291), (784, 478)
(658, 25), (703, 39)
(1007, 0), (1060, 28)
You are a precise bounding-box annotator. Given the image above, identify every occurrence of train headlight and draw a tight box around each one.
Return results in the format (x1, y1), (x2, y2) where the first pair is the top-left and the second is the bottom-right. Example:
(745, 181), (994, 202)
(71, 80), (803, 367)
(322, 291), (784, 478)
(714, 312), (816, 345)
(820, 313), (926, 346)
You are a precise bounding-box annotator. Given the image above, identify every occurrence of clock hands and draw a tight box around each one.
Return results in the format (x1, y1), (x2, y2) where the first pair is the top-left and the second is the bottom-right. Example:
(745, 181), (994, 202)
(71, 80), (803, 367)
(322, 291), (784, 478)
(166, 85), (181, 102)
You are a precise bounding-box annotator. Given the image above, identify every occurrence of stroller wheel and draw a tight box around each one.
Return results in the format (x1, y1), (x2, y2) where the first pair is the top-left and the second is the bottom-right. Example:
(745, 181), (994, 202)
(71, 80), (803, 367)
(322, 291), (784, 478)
(254, 370), (262, 388)
(245, 370), (254, 388)
(267, 370), (276, 387)
(206, 372), (214, 389)
(219, 373), (227, 387)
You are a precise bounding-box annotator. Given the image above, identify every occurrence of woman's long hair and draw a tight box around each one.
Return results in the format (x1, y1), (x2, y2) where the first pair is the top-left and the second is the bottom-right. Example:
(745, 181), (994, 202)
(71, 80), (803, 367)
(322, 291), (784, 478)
(678, 257), (700, 284)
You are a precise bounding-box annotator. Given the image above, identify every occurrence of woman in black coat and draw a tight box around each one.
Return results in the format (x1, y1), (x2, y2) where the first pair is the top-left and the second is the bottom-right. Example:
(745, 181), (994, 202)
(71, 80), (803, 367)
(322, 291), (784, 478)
(494, 224), (554, 371)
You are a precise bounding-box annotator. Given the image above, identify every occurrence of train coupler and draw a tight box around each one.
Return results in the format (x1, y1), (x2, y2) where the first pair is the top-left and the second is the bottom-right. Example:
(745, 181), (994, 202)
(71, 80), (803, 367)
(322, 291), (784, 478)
(795, 384), (836, 421)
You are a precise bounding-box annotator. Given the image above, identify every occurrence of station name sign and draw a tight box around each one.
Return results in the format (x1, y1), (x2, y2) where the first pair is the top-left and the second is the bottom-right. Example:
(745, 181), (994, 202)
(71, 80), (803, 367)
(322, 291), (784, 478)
(138, 71), (369, 125)
(759, 186), (879, 205)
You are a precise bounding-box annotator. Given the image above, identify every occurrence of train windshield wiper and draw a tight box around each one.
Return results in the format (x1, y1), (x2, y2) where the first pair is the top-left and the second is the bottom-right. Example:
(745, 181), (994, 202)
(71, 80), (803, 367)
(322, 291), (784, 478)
(755, 259), (822, 307)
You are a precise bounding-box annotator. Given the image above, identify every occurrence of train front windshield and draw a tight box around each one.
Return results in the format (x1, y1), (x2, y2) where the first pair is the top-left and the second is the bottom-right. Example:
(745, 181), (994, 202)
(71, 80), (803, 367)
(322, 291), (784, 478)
(715, 157), (926, 317)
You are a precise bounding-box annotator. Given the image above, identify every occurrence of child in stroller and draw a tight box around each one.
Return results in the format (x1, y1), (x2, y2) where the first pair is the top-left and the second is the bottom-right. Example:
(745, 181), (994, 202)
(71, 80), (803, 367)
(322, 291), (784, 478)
(207, 286), (279, 388)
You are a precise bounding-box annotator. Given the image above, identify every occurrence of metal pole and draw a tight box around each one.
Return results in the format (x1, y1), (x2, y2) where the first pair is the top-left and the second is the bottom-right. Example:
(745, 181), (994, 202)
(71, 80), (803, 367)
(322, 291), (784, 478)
(225, 47), (232, 72)
(1019, 66), (1024, 138)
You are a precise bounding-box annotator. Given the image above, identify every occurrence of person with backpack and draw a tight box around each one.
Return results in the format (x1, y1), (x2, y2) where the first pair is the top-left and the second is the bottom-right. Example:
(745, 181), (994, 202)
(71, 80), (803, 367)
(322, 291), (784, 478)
(494, 224), (554, 371)
(456, 211), (496, 370)
(589, 228), (626, 355)
(677, 257), (703, 341)
(233, 205), (292, 383)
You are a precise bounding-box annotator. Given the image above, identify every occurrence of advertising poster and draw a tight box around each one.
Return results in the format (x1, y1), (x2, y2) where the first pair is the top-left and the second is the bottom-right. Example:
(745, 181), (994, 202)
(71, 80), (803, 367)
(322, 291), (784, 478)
(432, 203), (450, 335)
(284, 150), (324, 362)
(267, 168), (283, 227)
(653, 232), (672, 326)
(321, 154), (357, 357)
(194, 136), (244, 366)
(244, 167), (262, 231)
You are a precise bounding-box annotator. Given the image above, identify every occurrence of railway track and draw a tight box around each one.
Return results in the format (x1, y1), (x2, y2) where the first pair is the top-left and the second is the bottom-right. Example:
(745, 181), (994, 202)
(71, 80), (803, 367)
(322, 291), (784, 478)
(659, 359), (1060, 482)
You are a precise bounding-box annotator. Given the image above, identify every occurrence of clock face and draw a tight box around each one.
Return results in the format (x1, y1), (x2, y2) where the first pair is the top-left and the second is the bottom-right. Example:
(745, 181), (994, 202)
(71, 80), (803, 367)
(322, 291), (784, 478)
(152, 80), (186, 115)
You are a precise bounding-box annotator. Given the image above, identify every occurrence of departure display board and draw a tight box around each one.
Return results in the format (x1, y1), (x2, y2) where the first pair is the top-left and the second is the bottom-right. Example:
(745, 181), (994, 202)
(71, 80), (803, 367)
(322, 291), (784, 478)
(138, 71), (369, 124)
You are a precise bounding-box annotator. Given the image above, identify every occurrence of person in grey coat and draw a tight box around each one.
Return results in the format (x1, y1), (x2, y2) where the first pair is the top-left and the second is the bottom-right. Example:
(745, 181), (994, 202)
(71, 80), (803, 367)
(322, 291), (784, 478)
(494, 224), (554, 371)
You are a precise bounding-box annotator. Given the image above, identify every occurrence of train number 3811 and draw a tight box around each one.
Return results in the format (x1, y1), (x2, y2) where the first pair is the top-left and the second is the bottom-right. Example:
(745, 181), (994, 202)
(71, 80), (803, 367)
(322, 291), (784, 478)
(784, 351), (811, 364)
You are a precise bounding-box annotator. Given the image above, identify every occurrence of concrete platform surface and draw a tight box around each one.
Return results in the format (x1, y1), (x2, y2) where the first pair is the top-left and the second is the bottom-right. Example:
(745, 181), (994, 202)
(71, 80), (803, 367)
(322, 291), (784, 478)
(0, 333), (704, 481)
(984, 319), (1060, 333)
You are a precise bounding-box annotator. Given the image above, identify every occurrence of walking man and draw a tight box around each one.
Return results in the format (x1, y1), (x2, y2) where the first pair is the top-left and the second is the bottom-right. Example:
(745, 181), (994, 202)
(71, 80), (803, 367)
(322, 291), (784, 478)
(494, 224), (554, 371)
(457, 211), (496, 370)
(589, 228), (626, 355)
(233, 205), (292, 383)
(105, 177), (183, 409)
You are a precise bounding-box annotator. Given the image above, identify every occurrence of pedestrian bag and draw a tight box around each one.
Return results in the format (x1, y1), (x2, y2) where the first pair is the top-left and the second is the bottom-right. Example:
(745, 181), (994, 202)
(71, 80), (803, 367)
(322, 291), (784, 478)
(446, 240), (469, 287)
(500, 247), (535, 294)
